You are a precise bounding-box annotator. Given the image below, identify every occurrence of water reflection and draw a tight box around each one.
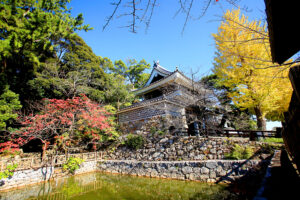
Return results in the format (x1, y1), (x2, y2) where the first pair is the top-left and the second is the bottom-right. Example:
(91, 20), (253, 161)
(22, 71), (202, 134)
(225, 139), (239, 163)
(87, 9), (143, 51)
(0, 172), (237, 200)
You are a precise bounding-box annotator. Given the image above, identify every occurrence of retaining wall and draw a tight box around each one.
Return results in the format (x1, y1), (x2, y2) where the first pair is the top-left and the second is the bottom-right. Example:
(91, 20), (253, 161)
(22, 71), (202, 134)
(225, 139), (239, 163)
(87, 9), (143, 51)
(106, 136), (263, 161)
(98, 159), (264, 183)
(0, 159), (266, 191)
(0, 161), (97, 191)
(0, 136), (272, 191)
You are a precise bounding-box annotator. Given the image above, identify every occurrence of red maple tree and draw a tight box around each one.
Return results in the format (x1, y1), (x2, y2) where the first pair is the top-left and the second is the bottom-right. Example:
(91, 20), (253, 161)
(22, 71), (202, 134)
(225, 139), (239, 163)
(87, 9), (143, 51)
(0, 95), (117, 156)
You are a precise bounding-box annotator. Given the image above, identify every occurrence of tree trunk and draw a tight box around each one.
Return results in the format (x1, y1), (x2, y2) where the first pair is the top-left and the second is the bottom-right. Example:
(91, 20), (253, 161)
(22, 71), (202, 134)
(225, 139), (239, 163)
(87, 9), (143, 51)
(254, 106), (266, 130)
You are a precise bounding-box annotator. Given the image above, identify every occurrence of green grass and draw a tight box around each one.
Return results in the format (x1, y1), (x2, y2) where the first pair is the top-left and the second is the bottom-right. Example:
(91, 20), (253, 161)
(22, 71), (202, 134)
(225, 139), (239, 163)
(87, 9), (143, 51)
(261, 138), (284, 144)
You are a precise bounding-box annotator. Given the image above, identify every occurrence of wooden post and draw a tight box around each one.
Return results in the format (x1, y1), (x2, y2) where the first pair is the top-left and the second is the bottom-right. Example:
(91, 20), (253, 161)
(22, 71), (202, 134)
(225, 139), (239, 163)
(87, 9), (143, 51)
(249, 131), (257, 141)
(225, 130), (229, 137)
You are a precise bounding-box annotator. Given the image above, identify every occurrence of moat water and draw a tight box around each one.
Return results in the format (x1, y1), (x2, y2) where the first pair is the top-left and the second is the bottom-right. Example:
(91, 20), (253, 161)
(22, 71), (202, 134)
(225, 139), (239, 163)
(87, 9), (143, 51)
(0, 172), (238, 200)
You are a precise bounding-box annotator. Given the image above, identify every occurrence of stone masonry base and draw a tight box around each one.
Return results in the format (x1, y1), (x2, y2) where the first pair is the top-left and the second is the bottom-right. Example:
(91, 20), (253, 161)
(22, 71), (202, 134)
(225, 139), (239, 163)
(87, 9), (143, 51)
(0, 159), (264, 191)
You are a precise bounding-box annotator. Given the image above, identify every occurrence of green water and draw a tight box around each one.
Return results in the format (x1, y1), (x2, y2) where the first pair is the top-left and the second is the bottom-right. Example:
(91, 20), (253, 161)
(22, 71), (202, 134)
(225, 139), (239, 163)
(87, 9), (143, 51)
(0, 172), (237, 200)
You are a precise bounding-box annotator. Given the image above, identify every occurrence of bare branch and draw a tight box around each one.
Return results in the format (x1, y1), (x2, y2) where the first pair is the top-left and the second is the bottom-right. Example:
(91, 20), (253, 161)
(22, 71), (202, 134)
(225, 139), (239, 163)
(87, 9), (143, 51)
(140, 0), (151, 22)
(132, 0), (137, 33)
(145, 0), (157, 33)
(181, 0), (194, 35)
(103, 0), (122, 31)
(104, 0), (247, 33)
(198, 0), (212, 19)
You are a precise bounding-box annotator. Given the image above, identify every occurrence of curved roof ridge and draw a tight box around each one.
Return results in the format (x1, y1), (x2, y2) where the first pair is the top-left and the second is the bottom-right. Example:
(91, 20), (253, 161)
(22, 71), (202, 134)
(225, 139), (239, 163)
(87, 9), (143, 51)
(154, 64), (172, 75)
(140, 61), (173, 88)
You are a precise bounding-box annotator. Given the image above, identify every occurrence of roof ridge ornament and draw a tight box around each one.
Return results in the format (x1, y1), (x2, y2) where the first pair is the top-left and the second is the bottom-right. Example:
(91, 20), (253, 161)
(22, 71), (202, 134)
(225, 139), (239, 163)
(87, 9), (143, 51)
(153, 60), (160, 67)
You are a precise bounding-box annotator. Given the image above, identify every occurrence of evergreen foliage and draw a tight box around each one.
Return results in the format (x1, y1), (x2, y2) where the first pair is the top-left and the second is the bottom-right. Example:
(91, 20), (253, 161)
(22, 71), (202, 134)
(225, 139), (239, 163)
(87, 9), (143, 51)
(124, 134), (145, 150)
(28, 35), (108, 101)
(0, 0), (91, 103)
(200, 74), (257, 130)
(0, 86), (22, 130)
(0, 1), (151, 154)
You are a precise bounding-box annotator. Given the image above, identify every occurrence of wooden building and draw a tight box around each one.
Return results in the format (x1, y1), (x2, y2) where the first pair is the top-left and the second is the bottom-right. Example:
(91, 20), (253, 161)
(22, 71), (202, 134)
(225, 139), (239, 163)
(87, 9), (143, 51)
(117, 61), (208, 135)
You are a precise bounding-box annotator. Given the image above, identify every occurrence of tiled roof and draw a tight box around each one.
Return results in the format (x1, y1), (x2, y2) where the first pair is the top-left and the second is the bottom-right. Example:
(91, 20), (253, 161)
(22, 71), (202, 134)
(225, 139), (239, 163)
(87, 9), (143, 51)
(154, 63), (172, 75)
(134, 69), (194, 95)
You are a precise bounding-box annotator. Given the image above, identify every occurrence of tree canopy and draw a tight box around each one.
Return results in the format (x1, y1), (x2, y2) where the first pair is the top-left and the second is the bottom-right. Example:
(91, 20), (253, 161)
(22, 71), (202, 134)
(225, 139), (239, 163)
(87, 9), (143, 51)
(28, 34), (108, 102)
(0, 0), (90, 102)
(212, 9), (292, 130)
(0, 0), (150, 145)
(0, 86), (22, 130)
(106, 58), (150, 89)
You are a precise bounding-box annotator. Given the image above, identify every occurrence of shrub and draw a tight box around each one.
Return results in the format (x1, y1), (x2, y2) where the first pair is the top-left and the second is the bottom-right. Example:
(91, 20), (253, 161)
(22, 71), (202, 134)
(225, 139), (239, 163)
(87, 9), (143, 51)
(150, 127), (157, 135)
(150, 127), (166, 136)
(225, 144), (254, 160)
(125, 134), (144, 150)
(157, 130), (167, 136)
(62, 157), (84, 174)
(0, 164), (18, 180)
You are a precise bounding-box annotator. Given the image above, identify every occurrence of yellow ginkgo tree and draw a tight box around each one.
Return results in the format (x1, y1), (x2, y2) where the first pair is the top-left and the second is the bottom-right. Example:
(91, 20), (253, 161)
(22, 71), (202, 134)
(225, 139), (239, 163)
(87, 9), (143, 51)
(212, 9), (292, 130)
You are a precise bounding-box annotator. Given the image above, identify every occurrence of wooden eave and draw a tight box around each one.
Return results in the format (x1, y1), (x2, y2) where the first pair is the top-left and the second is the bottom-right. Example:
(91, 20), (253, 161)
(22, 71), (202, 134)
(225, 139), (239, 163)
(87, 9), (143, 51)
(264, 0), (300, 64)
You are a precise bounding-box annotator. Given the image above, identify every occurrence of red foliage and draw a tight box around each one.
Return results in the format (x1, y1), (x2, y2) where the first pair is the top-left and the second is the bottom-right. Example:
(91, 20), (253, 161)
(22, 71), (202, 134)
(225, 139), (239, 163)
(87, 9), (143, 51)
(0, 141), (20, 154)
(1, 95), (115, 153)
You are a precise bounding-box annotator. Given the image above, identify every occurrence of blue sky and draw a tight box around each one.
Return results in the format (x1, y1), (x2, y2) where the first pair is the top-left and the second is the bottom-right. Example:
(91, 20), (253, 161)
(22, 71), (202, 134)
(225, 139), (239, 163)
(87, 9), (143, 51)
(69, 0), (266, 76)
(69, 0), (279, 129)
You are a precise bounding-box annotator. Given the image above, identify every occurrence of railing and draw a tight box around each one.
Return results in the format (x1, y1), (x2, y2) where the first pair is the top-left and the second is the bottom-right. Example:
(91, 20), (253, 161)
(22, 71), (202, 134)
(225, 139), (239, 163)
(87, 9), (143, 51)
(175, 128), (279, 140)
(204, 128), (278, 140)
(0, 151), (106, 172)
(222, 129), (277, 138)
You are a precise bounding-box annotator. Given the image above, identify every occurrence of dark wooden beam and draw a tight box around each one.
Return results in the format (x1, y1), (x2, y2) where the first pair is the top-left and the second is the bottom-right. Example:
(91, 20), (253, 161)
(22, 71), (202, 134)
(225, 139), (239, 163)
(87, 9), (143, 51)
(265, 0), (300, 64)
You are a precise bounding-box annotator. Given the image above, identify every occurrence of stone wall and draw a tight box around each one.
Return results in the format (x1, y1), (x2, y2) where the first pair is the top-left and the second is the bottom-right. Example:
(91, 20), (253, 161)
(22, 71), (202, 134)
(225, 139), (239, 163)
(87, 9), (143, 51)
(0, 152), (104, 172)
(119, 114), (186, 134)
(106, 136), (263, 161)
(98, 159), (264, 183)
(0, 158), (266, 192)
(0, 136), (272, 191)
(0, 161), (97, 191)
(0, 170), (99, 200)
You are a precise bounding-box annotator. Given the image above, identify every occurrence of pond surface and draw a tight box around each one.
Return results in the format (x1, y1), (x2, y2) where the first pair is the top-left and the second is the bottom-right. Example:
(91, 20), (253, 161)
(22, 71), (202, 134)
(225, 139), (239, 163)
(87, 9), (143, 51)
(0, 172), (238, 200)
